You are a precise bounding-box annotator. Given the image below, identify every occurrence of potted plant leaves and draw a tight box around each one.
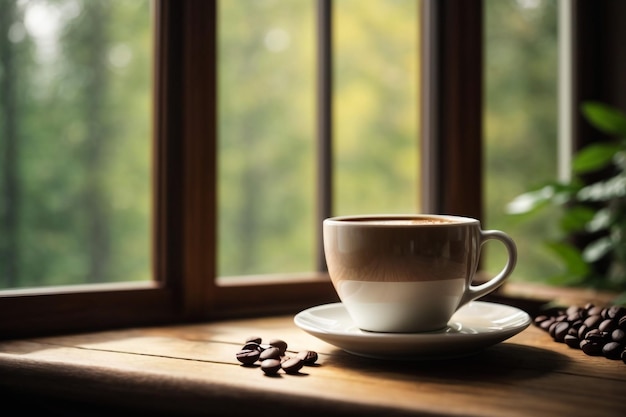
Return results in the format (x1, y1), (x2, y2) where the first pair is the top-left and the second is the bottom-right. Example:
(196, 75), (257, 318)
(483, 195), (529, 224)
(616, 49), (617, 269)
(507, 102), (626, 304)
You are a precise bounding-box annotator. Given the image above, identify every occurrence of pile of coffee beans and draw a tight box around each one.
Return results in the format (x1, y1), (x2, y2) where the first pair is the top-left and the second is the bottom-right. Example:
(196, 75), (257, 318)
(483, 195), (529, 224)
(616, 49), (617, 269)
(534, 303), (626, 363)
(235, 336), (319, 376)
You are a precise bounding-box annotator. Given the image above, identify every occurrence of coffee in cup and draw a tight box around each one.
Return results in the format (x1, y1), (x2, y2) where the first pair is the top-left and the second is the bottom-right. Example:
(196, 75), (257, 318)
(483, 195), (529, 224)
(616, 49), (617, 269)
(323, 214), (517, 333)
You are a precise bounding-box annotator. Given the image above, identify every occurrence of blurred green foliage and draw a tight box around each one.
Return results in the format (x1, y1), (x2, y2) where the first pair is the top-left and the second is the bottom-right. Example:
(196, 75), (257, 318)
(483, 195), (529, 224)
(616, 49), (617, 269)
(0, 0), (576, 291)
(0, 0), (152, 288)
(218, 0), (419, 276)
(483, 0), (561, 284)
(508, 102), (626, 296)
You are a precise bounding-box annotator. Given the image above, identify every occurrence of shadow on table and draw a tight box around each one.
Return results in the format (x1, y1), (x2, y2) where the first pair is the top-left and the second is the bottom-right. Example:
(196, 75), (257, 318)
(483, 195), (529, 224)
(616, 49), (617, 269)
(324, 343), (569, 382)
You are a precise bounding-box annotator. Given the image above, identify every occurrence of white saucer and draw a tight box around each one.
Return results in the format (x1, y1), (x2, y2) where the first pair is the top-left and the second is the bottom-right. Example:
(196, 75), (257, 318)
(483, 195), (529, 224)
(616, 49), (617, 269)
(294, 301), (531, 360)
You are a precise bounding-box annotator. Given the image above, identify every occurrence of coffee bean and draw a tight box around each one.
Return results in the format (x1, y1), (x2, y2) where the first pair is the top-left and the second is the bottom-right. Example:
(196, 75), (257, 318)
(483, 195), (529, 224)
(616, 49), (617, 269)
(585, 329), (610, 343)
(565, 313), (580, 323)
(297, 350), (319, 365)
(612, 328), (625, 343)
(260, 358), (282, 375)
(548, 321), (560, 338)
(602, 342), (623, 360)
(601, 307), (611, 320)
(564, 334), (580, 348)
(281, 357), (304, 374)
(269, 339), (288, 355)
(607, 306), (626, 320)
(539, 317), (555, 331)
(534, 303), (626, 364)
(566, 305), (582, 317)
(580, 339), (604, 356)
(578, 324), (590, 339)
(246, 336), (263, 344)
(553, 322), (570, 342)
(236, 349), (261, 365)
(242, 341), (262, 352)
(588, 306), (604, 316)
(583, 314), (602, 329)
(534, 315), (550, 326)
(237, 336), (321, 375)
(599, 319), (617, 333)
(259, 346), (281, 361)
(570, 319), (583, 330)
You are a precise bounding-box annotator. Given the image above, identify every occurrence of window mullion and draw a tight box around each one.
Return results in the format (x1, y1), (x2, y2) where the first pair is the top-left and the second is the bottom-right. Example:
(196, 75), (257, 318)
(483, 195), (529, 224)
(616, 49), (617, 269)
(316, 0), (333, 272)
(156, 0), (218, 317)
(420, 0), (483, 219)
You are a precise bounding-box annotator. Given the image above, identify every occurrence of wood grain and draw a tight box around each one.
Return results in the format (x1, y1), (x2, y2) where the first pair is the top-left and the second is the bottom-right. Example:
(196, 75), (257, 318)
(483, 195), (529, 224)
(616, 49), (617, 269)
(0, 311), (624, 417)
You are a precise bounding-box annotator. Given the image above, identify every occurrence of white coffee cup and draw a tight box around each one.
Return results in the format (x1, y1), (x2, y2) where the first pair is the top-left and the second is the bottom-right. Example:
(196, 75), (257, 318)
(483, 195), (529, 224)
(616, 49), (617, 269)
(323, 214), (517, 333)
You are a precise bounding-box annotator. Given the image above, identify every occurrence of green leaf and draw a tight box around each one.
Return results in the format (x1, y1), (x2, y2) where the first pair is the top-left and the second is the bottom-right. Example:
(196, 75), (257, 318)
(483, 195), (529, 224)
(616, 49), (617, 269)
(572, 143), (621, 174)
(582, 236), (613, 263)
(506, 182), (578, 215)
(582, 101), (626, 137)
(586, 207), (612, 233)
(560, 205), (596, 233)
(578, 175), (626, 202)
(505, 185), (554, 215)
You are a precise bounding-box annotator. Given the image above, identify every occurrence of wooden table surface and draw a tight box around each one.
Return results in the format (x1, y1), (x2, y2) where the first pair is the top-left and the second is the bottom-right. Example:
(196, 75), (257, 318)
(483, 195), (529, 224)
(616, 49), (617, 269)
(0, 303), (624, 417)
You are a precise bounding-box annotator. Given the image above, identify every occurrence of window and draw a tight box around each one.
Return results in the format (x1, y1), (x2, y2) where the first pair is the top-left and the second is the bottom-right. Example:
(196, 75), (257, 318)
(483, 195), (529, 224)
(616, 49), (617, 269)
(483, 0), (560, 282)
(217, 0), (419, 278)
(218, 0), (318, 277)
(483, 0), (626, 292)
(1, 0), (621, 339)
(0, 0), (153, 289)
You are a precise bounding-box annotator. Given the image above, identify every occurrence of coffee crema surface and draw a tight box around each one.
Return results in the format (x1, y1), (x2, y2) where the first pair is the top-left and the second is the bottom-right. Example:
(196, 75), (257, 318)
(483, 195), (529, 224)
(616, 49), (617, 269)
(336, 216), (465, 226)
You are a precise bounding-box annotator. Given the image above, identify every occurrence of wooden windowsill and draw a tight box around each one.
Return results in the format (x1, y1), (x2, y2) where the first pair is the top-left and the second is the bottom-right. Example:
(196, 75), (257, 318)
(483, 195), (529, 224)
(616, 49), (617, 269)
(0, 285), (624, 417)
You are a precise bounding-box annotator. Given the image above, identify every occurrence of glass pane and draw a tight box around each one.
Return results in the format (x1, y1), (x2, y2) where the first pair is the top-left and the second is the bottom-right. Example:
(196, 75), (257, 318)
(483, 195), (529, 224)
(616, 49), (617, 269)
(0, 0), (153, 289)
(334, 0), (420, 216)
(484, 0), (560, 282)
(218, 0), (316, 276)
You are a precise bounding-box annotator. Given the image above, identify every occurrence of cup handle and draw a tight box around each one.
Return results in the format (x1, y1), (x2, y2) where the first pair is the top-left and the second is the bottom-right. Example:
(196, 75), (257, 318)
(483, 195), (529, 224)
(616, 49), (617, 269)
(458, 230), (517, 308)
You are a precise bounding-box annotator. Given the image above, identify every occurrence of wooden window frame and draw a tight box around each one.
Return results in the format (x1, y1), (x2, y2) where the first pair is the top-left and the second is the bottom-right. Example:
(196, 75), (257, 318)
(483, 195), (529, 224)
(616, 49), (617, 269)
(0, 0), (343, 338)
(8, 0), (619, 339)
(421, 0), (482, 219)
